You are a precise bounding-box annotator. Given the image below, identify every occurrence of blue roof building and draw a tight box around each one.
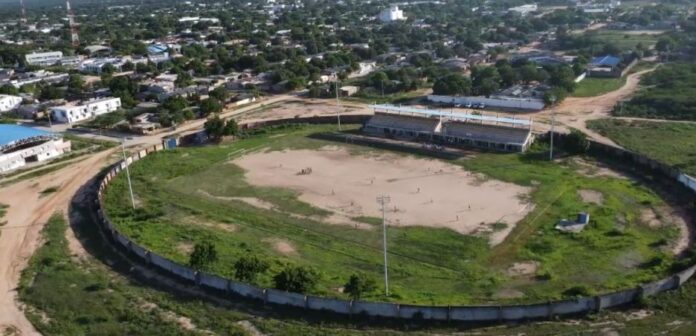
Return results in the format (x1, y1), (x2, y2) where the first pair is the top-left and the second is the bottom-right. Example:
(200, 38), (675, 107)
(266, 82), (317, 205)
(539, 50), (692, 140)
(590, 55), (621, 68)
(0, 124), (53, 148)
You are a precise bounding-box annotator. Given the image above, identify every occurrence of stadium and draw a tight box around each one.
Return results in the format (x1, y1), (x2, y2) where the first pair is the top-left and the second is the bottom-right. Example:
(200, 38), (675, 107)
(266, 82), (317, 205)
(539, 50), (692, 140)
(0, 124), (71, 173)
(98, 108), (686, 314)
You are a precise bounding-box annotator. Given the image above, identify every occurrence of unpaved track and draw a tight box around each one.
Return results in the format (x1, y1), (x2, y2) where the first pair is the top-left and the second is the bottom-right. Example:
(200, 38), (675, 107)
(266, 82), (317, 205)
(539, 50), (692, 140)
(533, 69), (655, 146)
(0, 149), (115, 335)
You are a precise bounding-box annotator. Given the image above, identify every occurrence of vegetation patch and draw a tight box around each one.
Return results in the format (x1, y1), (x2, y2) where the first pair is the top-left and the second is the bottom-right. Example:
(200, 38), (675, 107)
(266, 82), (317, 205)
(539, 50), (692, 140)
(588, 119), (696, 175)
(103, 125), (679, 305)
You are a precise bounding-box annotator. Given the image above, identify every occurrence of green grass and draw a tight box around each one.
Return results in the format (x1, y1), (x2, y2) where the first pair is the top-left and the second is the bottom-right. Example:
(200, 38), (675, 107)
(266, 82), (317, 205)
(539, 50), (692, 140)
(588, 30), (661, 50)
(573, 77), (627, 97)
(588, 119), (696, 176)
(102, 124), (679, 305)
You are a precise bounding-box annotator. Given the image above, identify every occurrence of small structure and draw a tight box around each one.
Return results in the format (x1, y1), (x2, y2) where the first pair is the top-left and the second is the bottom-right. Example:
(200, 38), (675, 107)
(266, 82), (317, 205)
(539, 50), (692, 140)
(339, 86), (359, 97)
(379, 5), (406, 22)
(0, 125), (71, 173)
(556, 212), (591, 233)
(50, 97), (122, 124)
(587, 55), (622, 78)
(25, 51), (63, 67)
(0, 94), (22, 113)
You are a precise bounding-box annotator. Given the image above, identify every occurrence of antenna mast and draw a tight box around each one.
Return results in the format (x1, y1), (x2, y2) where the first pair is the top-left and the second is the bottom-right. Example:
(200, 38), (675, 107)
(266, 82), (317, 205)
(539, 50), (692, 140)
(19, 0), (27, 25)
(66, 0), (80, 48)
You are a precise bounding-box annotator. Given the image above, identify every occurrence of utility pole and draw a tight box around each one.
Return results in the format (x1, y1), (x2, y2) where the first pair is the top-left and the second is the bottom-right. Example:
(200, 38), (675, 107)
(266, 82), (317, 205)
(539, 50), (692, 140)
(335, 79), (342, 131)
(376, 195), (391, 296)
(549, 95), (556, 161)
(122, 139), (136, 210)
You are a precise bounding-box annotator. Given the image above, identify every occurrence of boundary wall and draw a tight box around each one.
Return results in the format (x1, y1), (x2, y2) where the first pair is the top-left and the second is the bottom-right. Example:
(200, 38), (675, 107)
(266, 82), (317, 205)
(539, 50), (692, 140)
(94, 117), (696, 322)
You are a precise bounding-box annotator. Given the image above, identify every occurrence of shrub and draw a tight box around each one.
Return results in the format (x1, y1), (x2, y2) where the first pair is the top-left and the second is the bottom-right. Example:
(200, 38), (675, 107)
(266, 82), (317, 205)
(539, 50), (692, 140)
(234, 255), (269, 282)
(343, 273), (377, 299)
(188, 242), (218, 271)
(273, 265), (319, 293)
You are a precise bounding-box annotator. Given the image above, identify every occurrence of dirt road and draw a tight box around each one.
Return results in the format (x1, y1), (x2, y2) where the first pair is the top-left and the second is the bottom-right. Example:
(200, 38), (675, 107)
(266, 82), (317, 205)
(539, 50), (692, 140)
(0, 149), (115, 336)
(532, 69), (655, 146)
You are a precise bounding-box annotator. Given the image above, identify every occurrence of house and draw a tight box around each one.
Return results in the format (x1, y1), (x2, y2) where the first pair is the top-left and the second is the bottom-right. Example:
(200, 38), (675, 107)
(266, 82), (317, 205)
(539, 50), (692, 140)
(25, 51), (63, 67)
(50, 97), (122, 124)
(340, 86), (359, 97)
(0, 95), (22, 113)
(587, 55), (622, 78)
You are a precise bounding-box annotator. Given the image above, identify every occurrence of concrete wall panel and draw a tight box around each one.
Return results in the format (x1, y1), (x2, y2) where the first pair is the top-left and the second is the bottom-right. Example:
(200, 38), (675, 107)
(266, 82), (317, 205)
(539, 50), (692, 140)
(351, 301), (399, 318)
(398, 305), (449, 320)
(598, 290), (638, 309)
(266, 289), (306, 308)
(228, 281), (265, 300)
(551, 298), (596, 315)
(199, 272), (229, 291)
(306, 296), (352, 315)
(449, 306), (500, 321)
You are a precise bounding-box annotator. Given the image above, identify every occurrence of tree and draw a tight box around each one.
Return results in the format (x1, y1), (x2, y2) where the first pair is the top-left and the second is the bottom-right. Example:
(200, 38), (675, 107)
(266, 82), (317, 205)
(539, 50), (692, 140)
(273, 265), (319, 293)
(101, 63), (116, 75)
(175, 71), (193, 88)
(209, 86), (229, 102)
(200, 98), (223, 117)
(432, 74), (472, 96)
(564, 129), (590, 154)
(188, 242), (218, 270)
(234, 255), (269, 282)
(67, 74), (85, 96)
(0, 85), (18, 95)
(223, 119), (238, 136)
(544, 87), (568, 106)
(204, 114), (226, 142)
(343, 273), (376, 299)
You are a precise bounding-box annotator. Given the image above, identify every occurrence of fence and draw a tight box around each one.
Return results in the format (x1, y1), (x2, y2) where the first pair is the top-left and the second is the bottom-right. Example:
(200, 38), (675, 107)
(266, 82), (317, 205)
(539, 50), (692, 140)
(428, 94), (545, 112)
(94, 118), (696, 322)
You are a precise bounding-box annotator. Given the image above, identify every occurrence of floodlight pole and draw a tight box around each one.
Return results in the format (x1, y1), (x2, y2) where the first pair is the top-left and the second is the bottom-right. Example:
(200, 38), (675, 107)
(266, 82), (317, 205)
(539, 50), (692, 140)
(377, 195), (391, 296)
(335, 79), (342, 131)
(122, 139), (136, 210)
(549, 95), (556, 161)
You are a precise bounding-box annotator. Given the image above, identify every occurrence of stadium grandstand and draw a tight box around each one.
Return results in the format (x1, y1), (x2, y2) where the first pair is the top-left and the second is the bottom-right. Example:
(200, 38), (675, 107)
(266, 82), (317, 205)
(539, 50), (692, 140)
(0, 125), (71, 173)
(364, 105), (534, 152)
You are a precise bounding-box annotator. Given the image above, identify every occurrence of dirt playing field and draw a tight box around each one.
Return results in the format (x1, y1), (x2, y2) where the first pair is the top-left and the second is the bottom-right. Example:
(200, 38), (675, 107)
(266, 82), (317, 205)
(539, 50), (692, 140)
(233, 146), (533, 245)
(236, 100), (372, 124)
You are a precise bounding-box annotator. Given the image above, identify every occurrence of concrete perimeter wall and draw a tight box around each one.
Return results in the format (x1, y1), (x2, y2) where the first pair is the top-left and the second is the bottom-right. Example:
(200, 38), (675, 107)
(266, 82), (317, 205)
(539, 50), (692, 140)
(94, 119), (696, 322)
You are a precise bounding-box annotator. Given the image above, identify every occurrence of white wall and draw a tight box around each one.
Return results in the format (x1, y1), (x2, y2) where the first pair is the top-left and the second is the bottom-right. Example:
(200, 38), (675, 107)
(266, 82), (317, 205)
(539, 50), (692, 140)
(428, 95), (545, 111)
(51, 97), (122, 123)
(0, 95), (22, 112)
(0, 138), (71, 173)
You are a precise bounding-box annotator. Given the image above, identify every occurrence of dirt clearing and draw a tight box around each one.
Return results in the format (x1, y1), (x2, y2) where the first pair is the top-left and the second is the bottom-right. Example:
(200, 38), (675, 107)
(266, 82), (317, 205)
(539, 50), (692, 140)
(234, 147), (533, 245)
(579, 189), (604, 205)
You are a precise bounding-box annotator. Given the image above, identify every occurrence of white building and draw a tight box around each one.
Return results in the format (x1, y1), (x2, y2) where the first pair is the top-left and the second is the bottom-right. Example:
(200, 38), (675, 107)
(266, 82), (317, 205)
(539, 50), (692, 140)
(78, 58), (126, 74)
(379, 6), (406, 22)
(50, 97), (122, 124)
(25, 51), (64, 67)
(0, 95), (22, 113)
(0, 125), (71, 173)
(508, 4), (538, 16)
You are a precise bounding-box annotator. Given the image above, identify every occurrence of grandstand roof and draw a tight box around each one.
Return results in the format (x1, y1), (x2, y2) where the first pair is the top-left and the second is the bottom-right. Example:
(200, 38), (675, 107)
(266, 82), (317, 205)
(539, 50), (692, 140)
(590, 55), (621, 67)
(0, 125), (53, 148)
(442, 121), (530, 145)
(370, 104), (531, 127)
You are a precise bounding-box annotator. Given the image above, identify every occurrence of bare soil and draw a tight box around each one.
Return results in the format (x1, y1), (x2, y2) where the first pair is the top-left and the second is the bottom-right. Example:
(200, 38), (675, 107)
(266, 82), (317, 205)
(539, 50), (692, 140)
(578, 189), (604, 205)
(233, 147), (533, 245)
(236, 100), (372, 124)
(262, 238), (297, 255)
(0, 150), (115, 336)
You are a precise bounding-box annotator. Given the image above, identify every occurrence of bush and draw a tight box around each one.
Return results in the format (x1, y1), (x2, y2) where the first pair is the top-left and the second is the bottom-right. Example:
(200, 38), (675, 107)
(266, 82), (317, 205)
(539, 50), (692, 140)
(272, 265), (320, 293)
(563, 129), (590, 154)
(234, 255), (269, 282)
(563, 285), (592, 298)
(189, 242), (218, 271)
(343, 273), (377, 299)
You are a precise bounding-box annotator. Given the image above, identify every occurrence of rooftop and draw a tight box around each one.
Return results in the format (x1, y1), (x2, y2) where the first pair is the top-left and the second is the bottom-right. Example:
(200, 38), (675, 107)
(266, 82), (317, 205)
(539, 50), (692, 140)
(590, 55), (621, 67)
(370, 104), (532, 127)
(0, 124), (54, 148)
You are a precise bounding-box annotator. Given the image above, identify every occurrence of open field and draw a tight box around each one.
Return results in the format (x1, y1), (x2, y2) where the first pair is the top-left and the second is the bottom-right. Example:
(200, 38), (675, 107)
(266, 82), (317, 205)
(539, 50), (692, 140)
(588, 119), (696, 176)
(18, 194), (696, 335)
(573, 77), (627, 97)
(589, 30), (662, 49)
(236, 100), (371, 124)
(103, 124), (682, 305)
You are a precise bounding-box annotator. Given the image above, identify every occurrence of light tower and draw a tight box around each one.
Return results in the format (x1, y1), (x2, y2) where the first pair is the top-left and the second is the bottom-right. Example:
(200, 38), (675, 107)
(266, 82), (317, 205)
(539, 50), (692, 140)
(66, 0), (80, 48)
(19, 0), (27, 25)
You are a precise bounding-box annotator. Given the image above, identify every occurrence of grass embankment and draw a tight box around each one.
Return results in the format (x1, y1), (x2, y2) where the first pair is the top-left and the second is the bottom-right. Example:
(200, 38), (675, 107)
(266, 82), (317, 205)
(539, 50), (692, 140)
(613, 63), (696, 120)
(103, 124), (678, 305)
(572, 61), (657, 98)
(17, 210), (696, 336)
(588, 119), (696, 176)
(589, 30), (661, 50)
